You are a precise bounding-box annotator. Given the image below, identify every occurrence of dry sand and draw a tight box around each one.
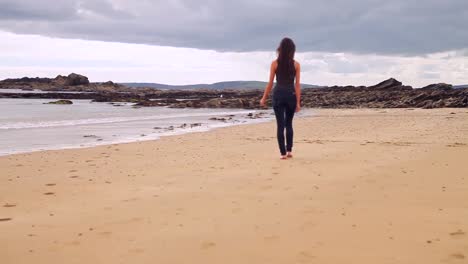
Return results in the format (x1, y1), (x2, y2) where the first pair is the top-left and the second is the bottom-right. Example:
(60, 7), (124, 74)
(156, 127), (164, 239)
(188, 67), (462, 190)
(1, 108), (468, 264)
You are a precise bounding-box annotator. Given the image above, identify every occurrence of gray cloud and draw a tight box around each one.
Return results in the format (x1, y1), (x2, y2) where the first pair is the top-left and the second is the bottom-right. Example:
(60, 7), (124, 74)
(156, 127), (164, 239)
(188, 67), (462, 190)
(420, 72), (441, 79)
(0, 0), (78, 20)
(0, 0), (467, 55)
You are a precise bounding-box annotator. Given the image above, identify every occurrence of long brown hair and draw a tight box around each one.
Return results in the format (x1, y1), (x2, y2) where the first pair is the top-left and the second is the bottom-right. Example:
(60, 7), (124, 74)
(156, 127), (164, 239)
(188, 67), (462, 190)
(276, 37), (296, 77)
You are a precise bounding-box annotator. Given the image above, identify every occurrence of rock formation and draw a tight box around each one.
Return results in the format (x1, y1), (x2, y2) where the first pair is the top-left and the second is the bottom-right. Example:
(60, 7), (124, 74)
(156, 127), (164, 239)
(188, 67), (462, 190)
(0, 73), (132, 93)
(1, 75), (467, 109)
(45, 99), (73, 105)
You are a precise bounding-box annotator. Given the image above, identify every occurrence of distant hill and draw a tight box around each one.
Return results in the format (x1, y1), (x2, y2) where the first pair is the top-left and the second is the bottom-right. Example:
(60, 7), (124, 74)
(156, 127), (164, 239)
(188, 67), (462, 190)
(120, 81), (321, 90)
(454, 85), (468, 89)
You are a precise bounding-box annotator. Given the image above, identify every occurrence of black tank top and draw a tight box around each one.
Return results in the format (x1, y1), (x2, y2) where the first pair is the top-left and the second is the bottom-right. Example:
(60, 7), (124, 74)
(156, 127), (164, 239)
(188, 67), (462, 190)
(275, 60), (296, 86)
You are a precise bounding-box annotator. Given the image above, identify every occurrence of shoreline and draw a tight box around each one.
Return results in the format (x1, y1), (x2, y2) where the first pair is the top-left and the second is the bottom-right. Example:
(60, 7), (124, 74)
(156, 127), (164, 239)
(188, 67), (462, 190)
(0, 114), (275, 157)
(2, 99), (314, 156)
(0, 108), (316, 157)
(1, 108), (467, 264)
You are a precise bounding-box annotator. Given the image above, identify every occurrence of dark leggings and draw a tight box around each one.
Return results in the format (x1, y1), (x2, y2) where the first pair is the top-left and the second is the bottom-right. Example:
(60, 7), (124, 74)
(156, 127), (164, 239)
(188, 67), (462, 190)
(273, 93), (297, 156)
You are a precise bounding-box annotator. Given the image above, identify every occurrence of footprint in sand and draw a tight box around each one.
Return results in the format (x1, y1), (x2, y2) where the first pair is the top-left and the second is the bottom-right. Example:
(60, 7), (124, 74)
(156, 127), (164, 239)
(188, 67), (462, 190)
(129, 248), (145, 254)
(300, 220), (317, 231)
(122, 198), (139, 202)
(447, 143), (467, 147)
(65, 240), (80, 246)
(98, 231), (112, 236)
(451, 253), (465, 259)
(264, 235), (279, 241)
(231, 207), (242, 214)
(297, 251), (316, 262)
(200, 241), (216, 249)
(449, 230), (466, 237)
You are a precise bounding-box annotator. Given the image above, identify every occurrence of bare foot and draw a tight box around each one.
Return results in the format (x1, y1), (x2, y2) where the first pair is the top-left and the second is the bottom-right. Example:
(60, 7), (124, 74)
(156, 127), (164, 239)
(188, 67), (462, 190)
(280, 155), (288, 160)
(286, 152), (293, 158)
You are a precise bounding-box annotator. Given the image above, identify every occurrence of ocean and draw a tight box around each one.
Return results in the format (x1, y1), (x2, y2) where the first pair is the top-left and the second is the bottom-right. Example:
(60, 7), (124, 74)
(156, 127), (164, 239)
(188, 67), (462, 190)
(0, 96), (280, 156)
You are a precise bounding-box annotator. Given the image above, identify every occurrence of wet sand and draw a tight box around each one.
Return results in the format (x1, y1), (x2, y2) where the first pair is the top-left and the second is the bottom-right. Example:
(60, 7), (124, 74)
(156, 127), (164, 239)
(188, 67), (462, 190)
(1, 108), (468, 263)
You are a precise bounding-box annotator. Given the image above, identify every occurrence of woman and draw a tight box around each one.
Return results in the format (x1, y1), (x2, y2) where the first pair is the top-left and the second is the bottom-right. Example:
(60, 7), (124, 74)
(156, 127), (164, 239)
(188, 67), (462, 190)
(260, 37), (301, 159)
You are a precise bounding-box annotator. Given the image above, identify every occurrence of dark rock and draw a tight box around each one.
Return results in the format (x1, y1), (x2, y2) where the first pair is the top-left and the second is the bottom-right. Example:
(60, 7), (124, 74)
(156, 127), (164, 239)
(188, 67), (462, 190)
(209, 117), (227, 121)
(249, 112), (266, 119)
(45, 99), (73, 105)
(102, 81), (116, 86)
(83, 135), (99, 138)
(205, 98), (222, 108)
(421, 83), (453, 90)
(65, 73), (89, 86)
(368, 78), (403, 90)
(2, 77), (51, 84)
(53, 75), (68, 86)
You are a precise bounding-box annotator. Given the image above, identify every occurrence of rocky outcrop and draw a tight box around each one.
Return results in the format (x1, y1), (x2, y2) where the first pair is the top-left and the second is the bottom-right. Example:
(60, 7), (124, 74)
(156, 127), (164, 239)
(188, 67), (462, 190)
(1, 77), (467, 109)
(45, 99), (73, 105)
(53, 73), (89, 86)
(132, 82), (468, 109)
(367, 78), (411, 90)
(300, 86), (467, 109)
(420, 83), (453, 90)
(1, 77), (51, 84)
(0, 73), (131, 92)
(65, 73), (89, 86)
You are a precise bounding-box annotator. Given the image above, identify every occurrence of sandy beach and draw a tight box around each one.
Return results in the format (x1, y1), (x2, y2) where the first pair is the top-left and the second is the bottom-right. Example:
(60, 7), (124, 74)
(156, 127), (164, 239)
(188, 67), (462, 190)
(1, 108), (467, 264)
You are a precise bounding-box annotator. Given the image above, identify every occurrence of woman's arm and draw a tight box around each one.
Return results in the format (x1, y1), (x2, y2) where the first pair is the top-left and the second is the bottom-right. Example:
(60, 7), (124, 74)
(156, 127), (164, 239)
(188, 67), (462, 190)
(294, 61), (301, 112)
(260, 60), (277, 106)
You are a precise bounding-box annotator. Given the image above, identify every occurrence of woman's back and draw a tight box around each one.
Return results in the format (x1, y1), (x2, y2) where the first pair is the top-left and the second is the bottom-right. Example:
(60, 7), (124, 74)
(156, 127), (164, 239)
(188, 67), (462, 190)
(275, 59), (296, 86)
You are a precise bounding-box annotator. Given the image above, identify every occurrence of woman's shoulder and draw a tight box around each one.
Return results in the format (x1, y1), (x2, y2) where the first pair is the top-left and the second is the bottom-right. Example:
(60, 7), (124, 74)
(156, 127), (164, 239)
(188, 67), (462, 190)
(294, 60), (301, 70)
(271, 60), (278, 70)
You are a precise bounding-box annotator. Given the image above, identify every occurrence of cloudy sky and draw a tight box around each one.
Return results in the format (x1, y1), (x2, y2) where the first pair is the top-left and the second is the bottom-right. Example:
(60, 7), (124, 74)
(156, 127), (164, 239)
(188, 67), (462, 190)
(0, 0), (467, 86)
